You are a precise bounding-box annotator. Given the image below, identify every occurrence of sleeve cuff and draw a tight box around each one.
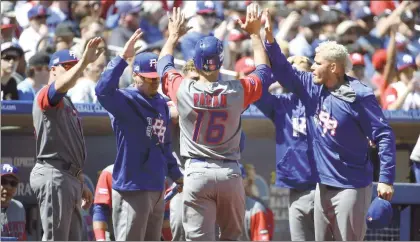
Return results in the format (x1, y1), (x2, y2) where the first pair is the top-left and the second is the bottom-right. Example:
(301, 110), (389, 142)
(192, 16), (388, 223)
(378, 175), (394, 185)
(169, 168), (183, 182)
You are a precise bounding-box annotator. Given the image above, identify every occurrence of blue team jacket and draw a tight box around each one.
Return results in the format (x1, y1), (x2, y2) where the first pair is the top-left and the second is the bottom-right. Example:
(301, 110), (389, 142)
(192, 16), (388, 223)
(95, 55), (182, 191)
(255, 90), (317, 191)
(264, 40), (396, 189)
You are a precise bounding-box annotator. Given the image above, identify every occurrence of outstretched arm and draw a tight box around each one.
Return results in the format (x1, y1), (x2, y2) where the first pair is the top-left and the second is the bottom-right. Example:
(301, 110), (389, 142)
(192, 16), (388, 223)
(236, 4), (273, 108)
(95, 29), (143, 117)
(158, 7), (191, 104)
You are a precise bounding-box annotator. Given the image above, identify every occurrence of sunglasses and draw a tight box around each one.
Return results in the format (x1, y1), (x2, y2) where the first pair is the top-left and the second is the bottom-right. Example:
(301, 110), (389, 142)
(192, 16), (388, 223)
(1, 178), (18, 188)
(1, 55), (19, 61)
(60, 63), (77, 71)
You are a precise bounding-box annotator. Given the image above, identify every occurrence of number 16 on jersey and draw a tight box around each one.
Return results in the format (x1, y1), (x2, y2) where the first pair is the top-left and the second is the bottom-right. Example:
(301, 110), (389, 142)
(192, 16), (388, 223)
(192, 110), (228, 144)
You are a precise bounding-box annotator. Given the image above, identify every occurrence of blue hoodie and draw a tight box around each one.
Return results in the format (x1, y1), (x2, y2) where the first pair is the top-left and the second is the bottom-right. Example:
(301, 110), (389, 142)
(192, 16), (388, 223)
(254, 89), (317, 191)
(264, 40), (396, 189)
(95, 56), (182, 191)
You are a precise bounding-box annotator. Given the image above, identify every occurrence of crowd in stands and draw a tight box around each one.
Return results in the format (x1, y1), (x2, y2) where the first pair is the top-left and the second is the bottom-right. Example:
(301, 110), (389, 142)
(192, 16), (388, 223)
(1, 0), (419, 110)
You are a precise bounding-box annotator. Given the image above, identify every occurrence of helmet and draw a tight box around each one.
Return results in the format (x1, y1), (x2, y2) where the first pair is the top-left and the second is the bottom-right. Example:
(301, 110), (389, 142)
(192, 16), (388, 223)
(193, 36), (224, 72)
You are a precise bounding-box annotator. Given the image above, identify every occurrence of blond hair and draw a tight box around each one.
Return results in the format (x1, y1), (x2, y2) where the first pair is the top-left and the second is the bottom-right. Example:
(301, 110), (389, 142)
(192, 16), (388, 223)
(315, 41), (353, 73)
(182, 60), (197, 75)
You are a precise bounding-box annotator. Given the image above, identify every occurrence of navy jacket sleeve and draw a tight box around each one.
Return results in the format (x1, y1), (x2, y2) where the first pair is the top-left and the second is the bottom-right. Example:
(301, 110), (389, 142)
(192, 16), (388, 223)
(356, 95), (396, 184)
(264, 40), (319, 107)
(95, 55), (131, 117)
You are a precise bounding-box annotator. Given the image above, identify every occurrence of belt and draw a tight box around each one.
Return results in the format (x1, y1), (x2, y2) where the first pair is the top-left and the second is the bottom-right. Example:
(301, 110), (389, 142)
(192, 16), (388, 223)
(189, 157), (237, 163)
(37, 160), (82, 178)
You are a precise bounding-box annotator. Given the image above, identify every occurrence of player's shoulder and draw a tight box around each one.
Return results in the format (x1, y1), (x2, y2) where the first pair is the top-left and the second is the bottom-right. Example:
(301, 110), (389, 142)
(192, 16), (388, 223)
(9, 199), (25, 215)
(347, 76), (375, 100)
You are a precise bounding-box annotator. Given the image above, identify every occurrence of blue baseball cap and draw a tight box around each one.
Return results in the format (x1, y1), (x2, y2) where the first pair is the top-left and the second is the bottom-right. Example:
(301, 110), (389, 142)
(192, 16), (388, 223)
(132, 52), (159, 78)
(196, 1), (216, 14)
(366, 197), (393, 229)
(1, 164), (19, 180)
(27, 5), (49, 19)
(49, 49), (79, 69)
(396, 53), (416, 72)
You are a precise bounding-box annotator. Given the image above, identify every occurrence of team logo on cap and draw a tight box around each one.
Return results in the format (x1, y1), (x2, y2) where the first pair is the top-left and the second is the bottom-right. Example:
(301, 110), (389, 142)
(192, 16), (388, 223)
(204, 1), (214, 8)
(69, 51), (77, 59)
(53, 58), (59, 64)
(3, 164), (13, 173)
(402, 54), (413, 63)
(149, 59), (157, 68)
(134, 65), (140, 72)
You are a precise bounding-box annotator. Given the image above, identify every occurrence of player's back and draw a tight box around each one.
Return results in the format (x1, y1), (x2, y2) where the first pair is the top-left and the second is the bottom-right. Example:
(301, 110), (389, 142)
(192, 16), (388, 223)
(177, 78), (245, 161)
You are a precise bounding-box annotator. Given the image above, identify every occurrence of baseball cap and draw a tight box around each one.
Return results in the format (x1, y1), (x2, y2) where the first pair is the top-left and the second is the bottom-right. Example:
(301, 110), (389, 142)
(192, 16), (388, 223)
(1, 164), (19, 181)
(228, 29), (249, 42)
(372, 49), (387, 71)
(336, 20), (361, 36)
(396, 53), (416, 72)
(29, 52), (51, 67)
(55, 22), (75, 38)
(350, 53), (365, 66)
(27, 5), (49, 20)
(1, 42), (24, 57)
(235, 56), (256, 75)
(319, 9), (340, 25)
(48, 49), (79, 69)
(366, 197), (393, 229)
(300, 13), (321, 28)
(132, 52), (159, 78)
(355, 6), (373, 20)
(196, 1), (216, 15)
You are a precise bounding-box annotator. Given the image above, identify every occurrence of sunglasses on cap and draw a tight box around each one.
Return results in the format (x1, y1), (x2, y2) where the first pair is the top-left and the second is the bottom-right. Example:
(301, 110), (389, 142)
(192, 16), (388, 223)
(1, 54), (19, 61)
(1, 178), (18, 188)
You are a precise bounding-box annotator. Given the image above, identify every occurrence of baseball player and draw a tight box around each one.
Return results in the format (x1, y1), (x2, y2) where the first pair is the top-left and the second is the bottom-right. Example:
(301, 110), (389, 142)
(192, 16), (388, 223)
(95, 29), (183, 241)
(30, 39), (103, 241)
(263, 10), (396, 241)
(1, 164), (26, 241)
(250, 52), (317, 241)
(157, 5), (272, 240)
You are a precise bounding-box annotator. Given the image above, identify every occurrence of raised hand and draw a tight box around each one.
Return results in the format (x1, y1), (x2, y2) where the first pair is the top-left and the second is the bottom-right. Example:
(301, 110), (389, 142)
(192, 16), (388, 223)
(121, 28), (144, 60)
(263, 9), (274, 43)
(81, 37), (105, 65)
(168, 7), (191, 40)
(237, 3), (263, 36)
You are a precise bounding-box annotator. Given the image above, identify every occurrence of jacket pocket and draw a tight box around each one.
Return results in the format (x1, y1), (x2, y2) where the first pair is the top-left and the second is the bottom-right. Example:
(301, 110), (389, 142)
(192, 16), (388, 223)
(276, 148), (314, 183)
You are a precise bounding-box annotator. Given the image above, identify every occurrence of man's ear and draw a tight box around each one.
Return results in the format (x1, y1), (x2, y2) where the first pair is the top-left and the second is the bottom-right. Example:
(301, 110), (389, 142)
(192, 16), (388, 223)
(330, 62), (338, 74)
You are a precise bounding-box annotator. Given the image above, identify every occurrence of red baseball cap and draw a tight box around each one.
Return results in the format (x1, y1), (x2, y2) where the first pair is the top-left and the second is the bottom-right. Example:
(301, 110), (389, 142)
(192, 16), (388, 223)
(372, 49), (387, 71)
(350, 53), (365, 66)
(235, 56), (256, 74)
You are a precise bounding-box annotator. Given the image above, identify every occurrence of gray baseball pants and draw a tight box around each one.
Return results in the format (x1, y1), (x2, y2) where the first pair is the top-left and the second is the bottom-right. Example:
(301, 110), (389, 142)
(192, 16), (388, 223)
(112, 189), (164, 241)
(314, 183), (372, 241)
(182, 159), (245, 241)
(170, 192), (186, 241)
(288, 188), (315, 241)
(29, 162), (83, 241)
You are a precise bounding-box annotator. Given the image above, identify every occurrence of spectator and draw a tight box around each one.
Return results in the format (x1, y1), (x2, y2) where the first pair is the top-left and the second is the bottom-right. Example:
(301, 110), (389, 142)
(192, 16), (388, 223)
(383, 53), (419, 110)
(348, 53), (367, 85)
(289, 12), (321, 58)
(107, 2), (142, 47)
(180, 1), (219, 60)
(1, 42), (24, 100)
(139, 1), (165, 44)
(18, 5), (49, 61)
(1, 164), (26, 241)
(71, 17), (105, 58)
(69, 38), (107, 103)
(69, 1), (97, 36)
(47, 1), (71, 34)
(0, 17), (18, 43)
(411, 135), (420, 183)
(17, 51), (50, 101)
(14, 1), (52, 29)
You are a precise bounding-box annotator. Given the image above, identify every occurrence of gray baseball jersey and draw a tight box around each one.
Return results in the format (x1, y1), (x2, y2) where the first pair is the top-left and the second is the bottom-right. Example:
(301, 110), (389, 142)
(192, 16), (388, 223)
(159, 57), (269, 161)
(33, 85), (86, 168)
